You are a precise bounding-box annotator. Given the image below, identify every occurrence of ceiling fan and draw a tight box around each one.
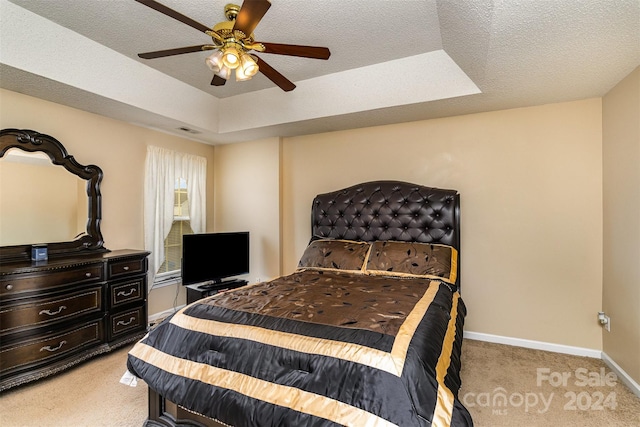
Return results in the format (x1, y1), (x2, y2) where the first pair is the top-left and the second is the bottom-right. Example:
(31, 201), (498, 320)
(135, 0), (331, 92)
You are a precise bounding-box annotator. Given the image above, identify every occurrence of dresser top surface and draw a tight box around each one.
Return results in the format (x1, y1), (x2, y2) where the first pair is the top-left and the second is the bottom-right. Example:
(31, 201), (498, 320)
(0, 249), (149, 276)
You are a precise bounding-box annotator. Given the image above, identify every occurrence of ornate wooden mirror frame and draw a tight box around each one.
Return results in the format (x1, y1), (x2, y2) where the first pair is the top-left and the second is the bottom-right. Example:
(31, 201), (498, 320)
(0, 128), (107, 261)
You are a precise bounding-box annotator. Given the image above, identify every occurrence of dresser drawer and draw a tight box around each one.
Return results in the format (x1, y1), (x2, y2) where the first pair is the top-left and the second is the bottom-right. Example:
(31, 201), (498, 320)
(0, 263), (104, 298)
(108, 257), (146, 279)
(109, 306), (146, 339)
(0, 286), (103, 335)
(0, 321), (104, 374)
(110, 278), (145, 309)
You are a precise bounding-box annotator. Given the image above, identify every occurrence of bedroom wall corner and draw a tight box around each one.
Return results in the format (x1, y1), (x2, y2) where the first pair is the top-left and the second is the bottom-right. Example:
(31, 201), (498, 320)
(602, 66), (640, 384)
(213, 137), (282, 284)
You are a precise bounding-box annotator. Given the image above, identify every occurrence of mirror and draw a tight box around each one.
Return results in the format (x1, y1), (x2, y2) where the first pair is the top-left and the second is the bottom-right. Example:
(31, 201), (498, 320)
(0, 129), (106, 261)
(1, 149), (88, 245)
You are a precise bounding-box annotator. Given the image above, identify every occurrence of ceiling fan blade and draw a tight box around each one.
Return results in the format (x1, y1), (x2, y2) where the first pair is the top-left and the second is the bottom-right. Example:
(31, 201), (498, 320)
(134, 0), (210, 33)
(211, 75), (227, 86)
(258, 42), (331, 60)
(233, 0), (271, 36)
(255, 56), (295, 92)
(138, 45), (208, 59)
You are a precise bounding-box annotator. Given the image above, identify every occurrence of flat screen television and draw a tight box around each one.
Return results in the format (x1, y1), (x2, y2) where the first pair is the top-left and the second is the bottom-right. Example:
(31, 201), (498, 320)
(181, 232), (249, 286)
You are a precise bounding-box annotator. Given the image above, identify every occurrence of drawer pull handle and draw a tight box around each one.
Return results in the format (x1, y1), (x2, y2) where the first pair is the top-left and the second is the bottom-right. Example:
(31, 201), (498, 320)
(5, 284), (13, 291)
(39, 305), (67, 316)
(117, 317), (136, 327)
(123, 266), (130, 271)
(117, 288), (136, 297)
(40, 340), (67, 352)
(85, 272), (92, 278)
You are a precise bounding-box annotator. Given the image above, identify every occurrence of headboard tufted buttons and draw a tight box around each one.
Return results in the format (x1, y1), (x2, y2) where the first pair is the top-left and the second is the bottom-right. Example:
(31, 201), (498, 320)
(311, 181), (460, 251)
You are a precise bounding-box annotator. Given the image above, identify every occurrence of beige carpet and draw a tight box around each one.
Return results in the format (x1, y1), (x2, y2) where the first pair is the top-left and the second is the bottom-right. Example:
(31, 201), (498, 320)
(460, 340), (640, 426)
(0, 340), (638, 426)
(0, 345), (147, 427)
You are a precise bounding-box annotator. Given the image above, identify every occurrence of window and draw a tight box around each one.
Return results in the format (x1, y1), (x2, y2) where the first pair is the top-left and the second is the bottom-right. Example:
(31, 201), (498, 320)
(157, 178), (194, 275)
(144, 146), (206, 286)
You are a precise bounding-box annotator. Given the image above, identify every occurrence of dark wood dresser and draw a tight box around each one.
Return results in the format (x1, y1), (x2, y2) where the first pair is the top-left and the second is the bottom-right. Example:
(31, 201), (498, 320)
(0, 249), (149, 391)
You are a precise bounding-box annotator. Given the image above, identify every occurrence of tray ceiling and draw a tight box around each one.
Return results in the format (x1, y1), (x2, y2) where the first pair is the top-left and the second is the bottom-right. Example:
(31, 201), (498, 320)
(1, 0), (638, 144)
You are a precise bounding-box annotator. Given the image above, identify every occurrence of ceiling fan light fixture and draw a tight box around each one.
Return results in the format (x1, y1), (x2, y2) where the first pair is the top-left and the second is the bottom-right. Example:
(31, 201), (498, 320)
(222, 42), (242, 69)
(216, 64), (231, 80)
(205, 50), (224, 72)
(240, 53), (259, 77)
(235, 64), (252, 82)
(136, 0), (331, 92)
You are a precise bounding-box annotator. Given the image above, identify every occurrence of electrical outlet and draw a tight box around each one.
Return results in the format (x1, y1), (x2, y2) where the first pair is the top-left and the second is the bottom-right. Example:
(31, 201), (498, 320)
(598, 312), (611, 332)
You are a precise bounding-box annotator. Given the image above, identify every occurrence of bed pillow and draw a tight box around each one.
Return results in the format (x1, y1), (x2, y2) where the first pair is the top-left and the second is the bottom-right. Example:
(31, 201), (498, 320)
(297, 239), (371, 272)
(365, 241), (458, 283)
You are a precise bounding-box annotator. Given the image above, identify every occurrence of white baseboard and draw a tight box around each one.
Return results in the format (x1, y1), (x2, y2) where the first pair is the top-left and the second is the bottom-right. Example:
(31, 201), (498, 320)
(148, 305), (186, 325)
(463, 331), (602, 359)
(602, 351), (640, 398)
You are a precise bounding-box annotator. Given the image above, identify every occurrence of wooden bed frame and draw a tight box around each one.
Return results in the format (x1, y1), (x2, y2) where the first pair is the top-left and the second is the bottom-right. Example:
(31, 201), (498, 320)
(147, 390), (228, 427)
(143, 180), (461, 426)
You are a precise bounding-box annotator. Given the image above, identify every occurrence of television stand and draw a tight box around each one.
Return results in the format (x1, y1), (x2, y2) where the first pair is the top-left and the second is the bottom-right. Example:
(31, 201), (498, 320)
(185, 280), (248, 304)
(198, 279), (248, 291)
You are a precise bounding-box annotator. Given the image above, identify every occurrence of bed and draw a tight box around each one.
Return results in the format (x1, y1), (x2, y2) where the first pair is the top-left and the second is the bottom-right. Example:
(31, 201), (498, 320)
(127, 180), (472, 427)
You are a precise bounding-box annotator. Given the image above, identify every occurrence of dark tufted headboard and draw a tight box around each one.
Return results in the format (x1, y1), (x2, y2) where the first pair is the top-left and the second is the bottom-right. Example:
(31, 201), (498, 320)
(311, 180), (461, 286)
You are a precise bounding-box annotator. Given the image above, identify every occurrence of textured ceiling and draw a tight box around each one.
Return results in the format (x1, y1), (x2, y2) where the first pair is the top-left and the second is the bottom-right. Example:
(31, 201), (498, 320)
(1, 0), (639, 145)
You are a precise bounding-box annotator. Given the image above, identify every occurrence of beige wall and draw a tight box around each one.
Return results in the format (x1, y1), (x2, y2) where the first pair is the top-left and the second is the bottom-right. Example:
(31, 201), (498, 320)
(282, 99), (604, 350)
(602, 67), (640, 383)
(213, 138), (282, 283)
(0, 88), (216, 315)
